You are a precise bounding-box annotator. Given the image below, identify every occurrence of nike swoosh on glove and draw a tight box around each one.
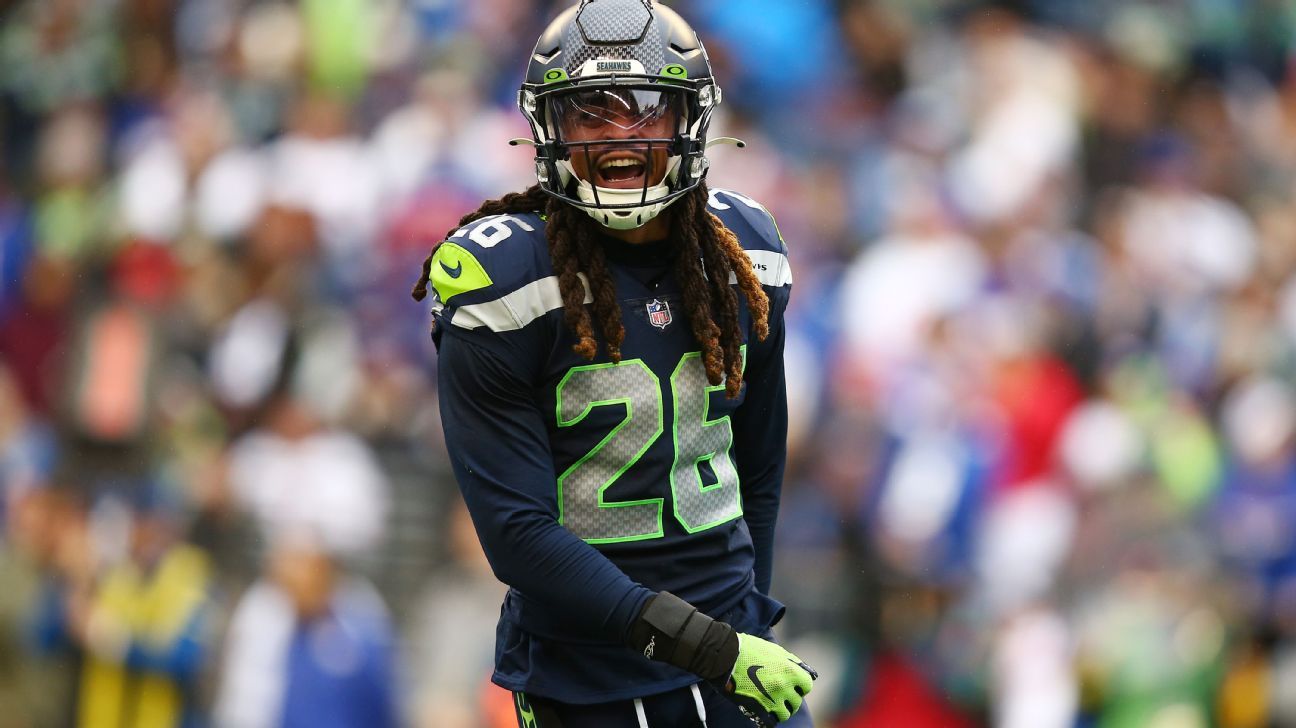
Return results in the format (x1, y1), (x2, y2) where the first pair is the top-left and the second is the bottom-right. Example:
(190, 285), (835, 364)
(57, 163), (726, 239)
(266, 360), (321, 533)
(625, 592), (817, 726)
(724, 633), (817, 726)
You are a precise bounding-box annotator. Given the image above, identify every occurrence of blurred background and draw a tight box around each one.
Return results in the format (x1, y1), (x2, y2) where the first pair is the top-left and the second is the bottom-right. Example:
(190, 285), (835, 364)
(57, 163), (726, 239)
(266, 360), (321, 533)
(1, 0), (1295, 726)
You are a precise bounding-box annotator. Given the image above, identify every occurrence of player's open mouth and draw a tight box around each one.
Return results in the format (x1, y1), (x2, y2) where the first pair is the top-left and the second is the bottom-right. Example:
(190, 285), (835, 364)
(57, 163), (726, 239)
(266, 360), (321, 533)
(594, 152), (650, 189)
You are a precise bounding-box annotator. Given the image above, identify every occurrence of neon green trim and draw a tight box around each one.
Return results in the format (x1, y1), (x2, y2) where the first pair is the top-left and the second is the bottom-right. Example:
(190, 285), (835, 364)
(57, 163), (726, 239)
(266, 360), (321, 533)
(543, 68), (569, 84)
(555, 360), (665, 544)
(745, 196), (787, 246)
(766, 210), (786, 246)
(430, 243), (493, 302)
(516, 693), (537, 728)
(670, 347), (746, 534)
(661, 64), (688, 79)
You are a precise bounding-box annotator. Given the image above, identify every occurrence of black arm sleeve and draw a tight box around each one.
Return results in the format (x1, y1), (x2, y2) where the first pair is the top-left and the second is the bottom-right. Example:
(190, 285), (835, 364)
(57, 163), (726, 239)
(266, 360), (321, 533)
(626, 591), (739, 683)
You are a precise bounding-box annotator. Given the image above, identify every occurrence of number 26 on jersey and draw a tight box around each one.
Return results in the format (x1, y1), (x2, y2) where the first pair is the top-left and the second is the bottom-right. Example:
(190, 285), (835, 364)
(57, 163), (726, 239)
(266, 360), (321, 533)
(556, 350), (745, 544)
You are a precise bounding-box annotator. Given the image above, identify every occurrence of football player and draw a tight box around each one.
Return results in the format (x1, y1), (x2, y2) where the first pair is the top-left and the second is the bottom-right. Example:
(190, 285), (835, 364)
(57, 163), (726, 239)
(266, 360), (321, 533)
(412, 1), (816, 725)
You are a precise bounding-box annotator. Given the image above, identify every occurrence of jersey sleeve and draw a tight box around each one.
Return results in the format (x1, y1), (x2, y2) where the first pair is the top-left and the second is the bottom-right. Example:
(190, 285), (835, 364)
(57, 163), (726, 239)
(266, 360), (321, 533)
(436, 324), (654, 644)
(734, 294), (790, 595)
(428, 213), (566, 351)
(712, 188), (793, 596)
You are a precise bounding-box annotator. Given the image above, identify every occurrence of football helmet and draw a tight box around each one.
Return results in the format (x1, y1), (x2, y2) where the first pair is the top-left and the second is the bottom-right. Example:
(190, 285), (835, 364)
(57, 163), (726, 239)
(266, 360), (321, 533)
(518, 0), (722, 230)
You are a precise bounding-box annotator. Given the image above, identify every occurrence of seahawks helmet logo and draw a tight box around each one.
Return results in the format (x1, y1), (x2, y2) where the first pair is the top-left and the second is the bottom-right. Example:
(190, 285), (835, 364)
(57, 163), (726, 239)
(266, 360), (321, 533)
(596, 60), (633, 73)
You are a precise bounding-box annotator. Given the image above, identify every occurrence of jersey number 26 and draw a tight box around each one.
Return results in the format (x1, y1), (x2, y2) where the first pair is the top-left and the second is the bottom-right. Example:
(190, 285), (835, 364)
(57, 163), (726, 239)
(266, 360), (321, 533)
(555, 351), (744, 544)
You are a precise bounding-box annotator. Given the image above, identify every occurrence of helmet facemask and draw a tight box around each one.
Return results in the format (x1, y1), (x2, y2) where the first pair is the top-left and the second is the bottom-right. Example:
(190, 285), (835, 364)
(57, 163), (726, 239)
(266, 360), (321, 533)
(553, 87), (683, 230)
(520, 74), (719, 230)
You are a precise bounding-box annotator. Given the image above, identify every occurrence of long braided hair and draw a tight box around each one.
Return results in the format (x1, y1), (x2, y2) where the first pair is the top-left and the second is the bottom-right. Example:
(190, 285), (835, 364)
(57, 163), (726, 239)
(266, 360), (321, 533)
(412, 184), (770, 398)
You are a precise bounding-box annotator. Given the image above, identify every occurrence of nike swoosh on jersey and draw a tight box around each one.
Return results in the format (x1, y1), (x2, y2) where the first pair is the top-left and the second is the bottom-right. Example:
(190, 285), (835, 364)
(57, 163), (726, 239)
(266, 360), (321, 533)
(441, 260), (464, 278)
(748, 664), (774, 702)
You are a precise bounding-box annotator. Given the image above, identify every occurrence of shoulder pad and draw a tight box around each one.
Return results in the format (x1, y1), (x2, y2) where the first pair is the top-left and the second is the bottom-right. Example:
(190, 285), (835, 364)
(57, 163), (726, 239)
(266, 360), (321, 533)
(431, 212), (550, 305)
(705, 189), (792, 289)
(430, 212), (591, 333)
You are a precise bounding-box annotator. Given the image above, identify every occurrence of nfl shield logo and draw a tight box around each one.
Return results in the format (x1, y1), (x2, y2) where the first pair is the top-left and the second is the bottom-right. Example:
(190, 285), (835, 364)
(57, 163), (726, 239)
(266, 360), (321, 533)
(646, 299), (672, 330)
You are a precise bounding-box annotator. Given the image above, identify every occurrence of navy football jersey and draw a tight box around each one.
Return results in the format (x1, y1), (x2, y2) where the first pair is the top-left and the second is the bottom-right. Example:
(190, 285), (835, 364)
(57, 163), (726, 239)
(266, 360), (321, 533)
(430, 189), (793, 703)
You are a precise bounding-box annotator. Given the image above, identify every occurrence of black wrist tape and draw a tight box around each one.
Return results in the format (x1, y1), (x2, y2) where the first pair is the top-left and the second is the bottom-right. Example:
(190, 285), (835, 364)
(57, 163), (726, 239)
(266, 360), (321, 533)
(627, 591), (740, 682)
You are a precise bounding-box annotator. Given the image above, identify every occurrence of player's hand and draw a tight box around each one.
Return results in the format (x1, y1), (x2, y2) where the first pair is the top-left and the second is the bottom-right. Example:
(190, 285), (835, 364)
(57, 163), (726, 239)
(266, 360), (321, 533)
(722, 633), (816, 726)
(626, 592), (817, 725)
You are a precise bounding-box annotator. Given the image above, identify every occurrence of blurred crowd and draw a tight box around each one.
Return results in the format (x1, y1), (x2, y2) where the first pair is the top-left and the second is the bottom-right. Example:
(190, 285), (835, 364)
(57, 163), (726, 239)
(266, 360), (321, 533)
(2, 0), (1296, 726)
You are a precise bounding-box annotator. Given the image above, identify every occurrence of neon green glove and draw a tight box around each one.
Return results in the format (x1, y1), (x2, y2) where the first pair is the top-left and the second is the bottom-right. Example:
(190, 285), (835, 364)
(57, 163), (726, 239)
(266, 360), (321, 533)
(626, 591), (818, 725)
(724, 633), (816, 726)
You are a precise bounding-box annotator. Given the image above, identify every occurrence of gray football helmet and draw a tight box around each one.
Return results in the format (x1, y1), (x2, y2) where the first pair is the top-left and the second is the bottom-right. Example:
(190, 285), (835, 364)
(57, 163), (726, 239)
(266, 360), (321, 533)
(517, 0), (723, 230)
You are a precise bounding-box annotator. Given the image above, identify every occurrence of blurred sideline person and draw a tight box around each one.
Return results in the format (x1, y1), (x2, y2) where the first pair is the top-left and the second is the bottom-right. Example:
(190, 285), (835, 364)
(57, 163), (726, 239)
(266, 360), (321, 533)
(62, 482), (213, 728)
(0, 484), (84, 727)
(411, 1), (815, 725)
(407, 500), (508, 728)
(213, 535), (399, 728)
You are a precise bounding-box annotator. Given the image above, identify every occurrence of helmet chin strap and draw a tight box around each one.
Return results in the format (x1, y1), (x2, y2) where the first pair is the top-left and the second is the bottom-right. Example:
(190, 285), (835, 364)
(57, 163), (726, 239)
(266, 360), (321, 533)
(576, 179), (672, 230)
(560, 156), (684, 231)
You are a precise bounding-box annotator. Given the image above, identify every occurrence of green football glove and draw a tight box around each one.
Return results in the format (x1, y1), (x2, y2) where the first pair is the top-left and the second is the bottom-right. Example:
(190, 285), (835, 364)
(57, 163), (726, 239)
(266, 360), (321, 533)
(626, 592), (817, 726)
(724, 633), (816, 726)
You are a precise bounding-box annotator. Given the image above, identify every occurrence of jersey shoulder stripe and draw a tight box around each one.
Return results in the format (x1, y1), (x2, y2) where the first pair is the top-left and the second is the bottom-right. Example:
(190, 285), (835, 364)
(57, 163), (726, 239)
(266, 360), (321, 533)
(707, 189), (792, 289)
(451, 273), (591, 332)
(736, 249), (793, 288)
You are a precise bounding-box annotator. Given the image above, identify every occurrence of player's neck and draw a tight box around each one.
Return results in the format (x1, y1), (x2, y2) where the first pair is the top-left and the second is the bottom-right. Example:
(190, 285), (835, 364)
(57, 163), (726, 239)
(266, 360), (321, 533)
(599, 212), (672, 245)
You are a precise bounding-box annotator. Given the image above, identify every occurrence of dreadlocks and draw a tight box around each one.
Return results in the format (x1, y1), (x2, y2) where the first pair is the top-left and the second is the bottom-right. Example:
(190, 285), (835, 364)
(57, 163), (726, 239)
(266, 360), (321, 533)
(411, 183), (771, 398)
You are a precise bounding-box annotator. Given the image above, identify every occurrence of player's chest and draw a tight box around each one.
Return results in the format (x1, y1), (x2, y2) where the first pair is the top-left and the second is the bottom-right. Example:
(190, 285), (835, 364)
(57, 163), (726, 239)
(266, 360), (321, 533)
(534, 295), (750, 545)
(536, 276), (748, 451)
